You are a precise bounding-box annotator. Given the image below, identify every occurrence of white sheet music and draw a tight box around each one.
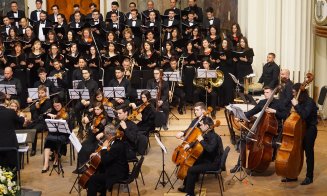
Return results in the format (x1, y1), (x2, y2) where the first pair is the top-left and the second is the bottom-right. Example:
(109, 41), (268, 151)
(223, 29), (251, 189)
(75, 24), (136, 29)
(16, 133), (27, 144)
(69, 132), (82, 153)
(155, 134), (167, 154)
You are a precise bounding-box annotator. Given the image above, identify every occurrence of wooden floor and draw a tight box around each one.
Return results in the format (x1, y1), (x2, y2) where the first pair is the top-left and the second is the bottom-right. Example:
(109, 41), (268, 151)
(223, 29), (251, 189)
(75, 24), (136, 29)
(20, 107), (327, 196)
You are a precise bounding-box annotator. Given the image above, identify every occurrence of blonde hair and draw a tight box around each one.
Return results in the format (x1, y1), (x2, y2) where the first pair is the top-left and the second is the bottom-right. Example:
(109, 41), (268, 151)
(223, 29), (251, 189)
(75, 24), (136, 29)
(9, 99), (20, 111)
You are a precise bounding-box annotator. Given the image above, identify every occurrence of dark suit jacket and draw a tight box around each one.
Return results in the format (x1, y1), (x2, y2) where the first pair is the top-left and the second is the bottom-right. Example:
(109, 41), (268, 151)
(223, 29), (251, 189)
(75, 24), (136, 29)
(126, 19), (142, 27)
(0, 106), (24, 148)
(69, 13), (86, 23)
(100, 139), (128, 188)
(33, 20), (52, 39)
(30, 10), (48, 25)
(6, 10), (26, 20)
(48, 13), (67, 23)
(203, 17), (221, 33)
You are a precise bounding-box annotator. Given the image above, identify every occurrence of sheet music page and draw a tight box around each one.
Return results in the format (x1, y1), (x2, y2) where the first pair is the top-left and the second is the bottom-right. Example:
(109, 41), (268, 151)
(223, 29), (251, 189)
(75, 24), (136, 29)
(69, 132), (82, 152)
(155, 134), (167, 154)
(230, 104), (250, 122)
(16, 133), (27, 143)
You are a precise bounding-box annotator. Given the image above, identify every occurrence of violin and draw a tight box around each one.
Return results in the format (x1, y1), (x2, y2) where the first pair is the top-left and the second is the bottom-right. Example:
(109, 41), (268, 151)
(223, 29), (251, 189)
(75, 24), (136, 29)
(56, 107), (68, 120)
(36, 97), (49, 109)
(128, 101), (151, 121)
(102, 97), (113, 108)
(92, 114), (105, 134)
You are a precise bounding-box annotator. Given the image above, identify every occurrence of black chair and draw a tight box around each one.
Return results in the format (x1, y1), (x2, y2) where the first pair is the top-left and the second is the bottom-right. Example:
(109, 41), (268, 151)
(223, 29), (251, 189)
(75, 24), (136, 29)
(112, 156), (144, 196)
(317, 85), (327, 126)
(199, 146), (230, 195)
(128, 157), (145, 185)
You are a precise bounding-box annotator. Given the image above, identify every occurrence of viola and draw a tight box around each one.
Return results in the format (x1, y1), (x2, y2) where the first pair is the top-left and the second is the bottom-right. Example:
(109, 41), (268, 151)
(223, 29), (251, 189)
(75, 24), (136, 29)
(92, 114), (105, 134)
(128, 101), (151, 121)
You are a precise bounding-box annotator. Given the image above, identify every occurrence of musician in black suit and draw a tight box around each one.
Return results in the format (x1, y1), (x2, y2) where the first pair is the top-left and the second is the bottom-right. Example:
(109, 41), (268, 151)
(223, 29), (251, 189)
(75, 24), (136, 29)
(33, 11), (52, 42)
(183, 0), (203, 23)
(30, 0), (47, 26)
(203, 7), (220, 35)
(6, 1), (26, 27)
(279, 69), (293, 116)
(0, 92), (25, 169)
(176, 115), (223, 196)
(230, 86), (287, 173)
(85, 3), (104, 22)
(32, 67), (57, 95)
(162, 9), (180, 42)
(116, 104), (139, 160)
(0, 67), (22, 104)
(146, 68), (169, 130)
(89, 9), (107, 47)
(105, 1), (125, 24)
(142, 0), (161, 23)
(107, 12), (125, 38)
(182, 11), (198, 37)
(48, 4), (66, 24)
(107, 66), (132, 106)
(164, 0), (181, 15)
(286, 83), (318, 185)
(87, 125), (128, 196)
(126, 9), (142, 28)
(54, 14), (68, 40)
(69, 4), (85, 23)
(1, 16), (14, 38)
(258, 53), (280, 88)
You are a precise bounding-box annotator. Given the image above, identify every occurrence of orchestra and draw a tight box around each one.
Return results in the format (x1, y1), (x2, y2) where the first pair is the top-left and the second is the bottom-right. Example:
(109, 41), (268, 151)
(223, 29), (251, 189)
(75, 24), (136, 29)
(0, 1), (322, 195)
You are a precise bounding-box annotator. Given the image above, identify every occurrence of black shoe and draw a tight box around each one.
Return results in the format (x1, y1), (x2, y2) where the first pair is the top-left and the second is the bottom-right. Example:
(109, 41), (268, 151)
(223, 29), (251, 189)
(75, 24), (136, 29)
(281, 178), (298, 182)
(185, 194), (195, 196)
(300, 177), (313, 185)
(177, 186), (186, 193)
(162, 125), (168, 131)
(30, 150), (36, 157)
(178, 107), (183, 115)
(230, 165), (239, 173)
(41, 166), (49, 173)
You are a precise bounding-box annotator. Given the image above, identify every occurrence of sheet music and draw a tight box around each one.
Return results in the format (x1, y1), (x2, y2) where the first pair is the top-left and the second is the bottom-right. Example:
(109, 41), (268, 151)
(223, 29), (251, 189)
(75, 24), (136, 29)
(229, 104), (250, 122)
(16, 133), (27, 144)
(197, 69), (217, 79)
(136, 89), (157, 99)
(103, 87), (125, 98)
(154, 134), (167, 154)
(28, 87), (49, 99)
(69, 132), (82, 153)
(47, 76), (58, 87)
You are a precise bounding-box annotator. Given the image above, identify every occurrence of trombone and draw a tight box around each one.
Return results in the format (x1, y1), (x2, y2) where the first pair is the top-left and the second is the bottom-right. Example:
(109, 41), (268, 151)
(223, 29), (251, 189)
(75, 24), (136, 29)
(169, 56), (185, 103)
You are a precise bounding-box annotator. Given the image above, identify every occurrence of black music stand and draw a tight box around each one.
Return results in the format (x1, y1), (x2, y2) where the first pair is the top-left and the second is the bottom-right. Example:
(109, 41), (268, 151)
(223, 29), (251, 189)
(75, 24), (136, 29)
(47, 76), (58, 87)
(0, 84), (17, 95)
(196, 69), (217, 108)
(103, 87), (125, 99)
(68, 89), (90, 100)
(229, 73), (244, 98)
(28, 88), (49, 100)
(154, 134), (174, 190)
(163, 71), (181, 121)
(227, 105), (254, 185)
(46, 119), (71, 178)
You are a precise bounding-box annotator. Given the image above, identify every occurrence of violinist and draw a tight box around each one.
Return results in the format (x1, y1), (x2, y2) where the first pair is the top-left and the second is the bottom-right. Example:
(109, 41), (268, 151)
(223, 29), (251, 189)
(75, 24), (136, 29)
(26, 85), (52, 156)
(229, 86), (287, 173)
(48, 60), (68, 100)
(75, 102), (107, 173)
(146, 68), (169, 130)
(41, 97), (70, 173)
(129, 90), (155, 136)
(176, 116), (223, 196)
(282, 83), (318, 185)
(116, 104), (139, 160)
(90, 89), (113, 113)
(87, 124), (128, 196)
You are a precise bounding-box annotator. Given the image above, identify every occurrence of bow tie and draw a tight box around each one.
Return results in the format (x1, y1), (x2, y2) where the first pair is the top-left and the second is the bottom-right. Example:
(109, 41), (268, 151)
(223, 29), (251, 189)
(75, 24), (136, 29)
(40, 21), (45, 24)
(169, 19), (174, 21)
(13, 12), (18, 14)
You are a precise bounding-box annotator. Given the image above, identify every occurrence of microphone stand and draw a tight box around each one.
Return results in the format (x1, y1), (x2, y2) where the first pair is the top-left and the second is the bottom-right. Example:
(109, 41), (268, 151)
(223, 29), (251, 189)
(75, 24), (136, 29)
(90, 28), (102, 70)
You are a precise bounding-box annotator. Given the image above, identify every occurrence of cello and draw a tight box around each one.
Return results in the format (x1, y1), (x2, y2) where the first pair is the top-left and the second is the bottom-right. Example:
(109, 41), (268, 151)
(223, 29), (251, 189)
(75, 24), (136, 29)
(243, 86), (280, 172)
(275, 73), (314, 179)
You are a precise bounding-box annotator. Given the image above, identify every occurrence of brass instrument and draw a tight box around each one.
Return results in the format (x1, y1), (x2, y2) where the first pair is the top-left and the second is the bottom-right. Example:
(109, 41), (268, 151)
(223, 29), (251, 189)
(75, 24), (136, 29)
(169, 57), (185, 103)
(193, 69), (224, 89)
(53, 70), (65, 79)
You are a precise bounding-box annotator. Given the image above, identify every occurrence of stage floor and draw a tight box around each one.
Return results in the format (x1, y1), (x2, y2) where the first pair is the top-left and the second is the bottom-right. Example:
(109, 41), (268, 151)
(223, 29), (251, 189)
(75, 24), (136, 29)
(20, 107), (327, 195)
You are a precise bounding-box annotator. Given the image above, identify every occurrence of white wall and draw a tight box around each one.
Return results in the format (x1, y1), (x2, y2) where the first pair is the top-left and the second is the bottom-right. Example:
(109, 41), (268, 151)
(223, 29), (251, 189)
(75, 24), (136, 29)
(238, 0), (313, 86)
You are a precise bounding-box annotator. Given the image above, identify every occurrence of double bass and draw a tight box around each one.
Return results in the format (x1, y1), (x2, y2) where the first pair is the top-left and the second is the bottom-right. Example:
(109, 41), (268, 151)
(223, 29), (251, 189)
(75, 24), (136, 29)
(275, 73), (314, 179)
(243, 86), (280, 172)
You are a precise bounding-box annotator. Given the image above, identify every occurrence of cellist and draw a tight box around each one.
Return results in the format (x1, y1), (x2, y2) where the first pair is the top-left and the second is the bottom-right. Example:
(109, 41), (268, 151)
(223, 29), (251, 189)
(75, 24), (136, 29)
(176, 115), (223, 196)
(87, 124), (129, 196)
(230, 86), (287, 173)
(282, 83), (318, 185)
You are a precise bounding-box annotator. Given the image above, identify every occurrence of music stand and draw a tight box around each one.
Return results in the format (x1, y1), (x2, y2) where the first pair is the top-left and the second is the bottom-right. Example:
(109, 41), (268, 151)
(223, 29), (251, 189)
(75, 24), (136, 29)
(28, 88), (50, 99)
(72, 80), (82, 89)
(104, 105), (116, 118)
(197, 69), (216, 108)
(68, 132), (82, 195)
(47, 76), (58, 87)
(136, 89), (157, 99)
(0, 84), (17, 95)
(163, 72), (181, 121)
(68, 89), (90, 100)
(154, 134), (174, 190)
(45, 119), (71, 178)
(103, 87), (125, 99)
(227, 105), (254, 185)
(229, 73), (244, 98)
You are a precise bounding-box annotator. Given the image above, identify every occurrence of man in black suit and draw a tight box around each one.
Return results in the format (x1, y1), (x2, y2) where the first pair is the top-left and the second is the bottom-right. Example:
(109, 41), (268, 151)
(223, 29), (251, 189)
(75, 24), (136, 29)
(105, 1), (125, 24)
(69, 11), (85, 34)
(258, 53), (280, 88)
(164, 0), (181, 15)
(69, 4), (86, 23)
(126, 9), (142, 28)
(89, 9), (107, 45)
(0, 16), (14, 38)
(107, 12), (125, 38)
(162, 9), (180, 41)
(54, 14), (68, 40)
(279, 68), (293, 116)
(0, 67), (22, 104)
(48, 4), (66, 24)
(30, 0), (47, 26)
(6, 1), (26, 28)
(0, 92), (25, 169)
(87, 124), (129, 196)
(125, 2), (140, 20)
(142, 0), (161, 23)
(85, 2), (103, 22)
(33, 11), (52, 42)
(183, 0), (203, 23)
(203, 7), (220, 35)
